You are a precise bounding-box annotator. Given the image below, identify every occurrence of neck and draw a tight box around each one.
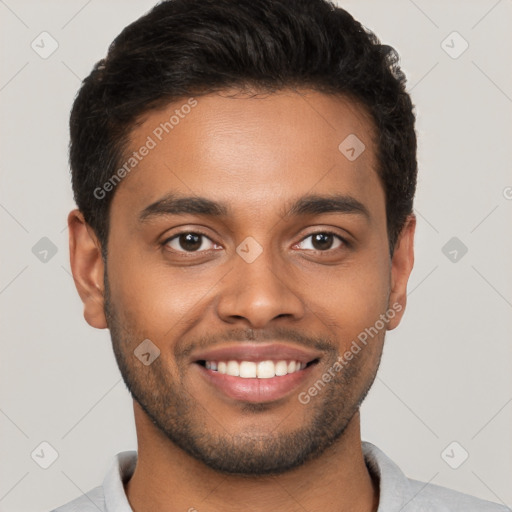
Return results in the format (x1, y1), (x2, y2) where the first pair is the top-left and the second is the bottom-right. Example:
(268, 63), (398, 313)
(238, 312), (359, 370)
(125, 402), (378, 512)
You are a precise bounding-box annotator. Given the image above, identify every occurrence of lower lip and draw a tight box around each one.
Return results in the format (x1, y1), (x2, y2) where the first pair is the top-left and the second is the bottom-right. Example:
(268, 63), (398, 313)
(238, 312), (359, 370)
(195, 363), (316, 403)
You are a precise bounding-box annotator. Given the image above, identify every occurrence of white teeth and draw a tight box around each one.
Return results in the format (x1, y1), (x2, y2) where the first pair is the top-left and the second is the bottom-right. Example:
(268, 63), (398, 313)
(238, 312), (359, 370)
(257, 360), (275, 379)
(226, 360), (240, 377)
(207, 359), (305, 378)
(275, 360), (288, 376)
(239, 361), (257, 378)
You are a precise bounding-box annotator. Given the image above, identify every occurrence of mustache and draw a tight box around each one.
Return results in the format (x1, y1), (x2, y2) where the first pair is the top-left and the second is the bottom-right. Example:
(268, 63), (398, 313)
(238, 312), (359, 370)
(177, 326), (335, 359)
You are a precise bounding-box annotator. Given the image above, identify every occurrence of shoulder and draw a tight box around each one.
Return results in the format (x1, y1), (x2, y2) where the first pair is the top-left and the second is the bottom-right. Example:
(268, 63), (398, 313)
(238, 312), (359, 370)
(50, 485), (106, 512)
(405, 478), (510, 512)
(50, 450), (137, 512)
(362, 441), (509, 512)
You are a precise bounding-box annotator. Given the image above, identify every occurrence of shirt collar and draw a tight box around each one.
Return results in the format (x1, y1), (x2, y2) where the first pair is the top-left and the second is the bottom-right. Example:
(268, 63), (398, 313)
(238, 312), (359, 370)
(103, 450), (137, 512)
(102, 442), (410, 511)
(362, 441), (414, 511)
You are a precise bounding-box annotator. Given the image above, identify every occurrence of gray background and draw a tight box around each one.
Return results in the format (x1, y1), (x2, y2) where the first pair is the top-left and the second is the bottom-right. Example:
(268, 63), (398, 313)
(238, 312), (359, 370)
(1, 0), (511, 510)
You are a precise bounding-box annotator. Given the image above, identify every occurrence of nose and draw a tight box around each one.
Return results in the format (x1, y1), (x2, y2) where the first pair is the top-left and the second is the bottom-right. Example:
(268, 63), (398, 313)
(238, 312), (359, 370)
(216, 249), (306, 329)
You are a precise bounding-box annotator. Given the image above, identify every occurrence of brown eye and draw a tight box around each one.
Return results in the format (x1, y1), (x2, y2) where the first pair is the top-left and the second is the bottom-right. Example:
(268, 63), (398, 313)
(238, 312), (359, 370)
(165, 232), (216, 252)
(296, 232), (345, 251)
(311, 233), (334, 250)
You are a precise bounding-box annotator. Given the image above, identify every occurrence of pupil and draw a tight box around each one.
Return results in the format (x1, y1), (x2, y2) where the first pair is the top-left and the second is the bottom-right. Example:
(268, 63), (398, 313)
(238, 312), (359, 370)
(180, 233), (202, 251)
(312, 233), (333, 250)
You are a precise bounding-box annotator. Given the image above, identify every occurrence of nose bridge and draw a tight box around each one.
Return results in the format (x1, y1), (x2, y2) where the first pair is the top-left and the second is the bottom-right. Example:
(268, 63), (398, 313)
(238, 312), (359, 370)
(240, 247), (282, 290)
(216, 237), (305, 327)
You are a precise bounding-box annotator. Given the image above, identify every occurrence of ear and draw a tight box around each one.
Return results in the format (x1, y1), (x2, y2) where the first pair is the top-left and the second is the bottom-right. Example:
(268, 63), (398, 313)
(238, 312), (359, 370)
(68, 209), (107, 329)
(386, 214), (416, 331)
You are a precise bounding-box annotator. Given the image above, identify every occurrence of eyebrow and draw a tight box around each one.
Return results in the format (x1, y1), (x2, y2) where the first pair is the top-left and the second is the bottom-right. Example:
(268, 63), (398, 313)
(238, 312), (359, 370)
(139, 194), (228, 222)
(138, 192), (370, 223)
(283, 194), (370, 220)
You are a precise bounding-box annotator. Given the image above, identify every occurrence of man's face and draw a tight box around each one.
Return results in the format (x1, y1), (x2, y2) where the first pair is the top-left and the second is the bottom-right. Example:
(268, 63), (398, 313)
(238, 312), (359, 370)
(94, 89), (412, 474)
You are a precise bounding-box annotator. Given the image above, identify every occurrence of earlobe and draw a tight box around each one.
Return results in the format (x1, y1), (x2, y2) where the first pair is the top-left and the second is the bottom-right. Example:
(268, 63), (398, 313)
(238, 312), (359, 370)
(68, 209), (108, 329)
(387, 214), (416, 331)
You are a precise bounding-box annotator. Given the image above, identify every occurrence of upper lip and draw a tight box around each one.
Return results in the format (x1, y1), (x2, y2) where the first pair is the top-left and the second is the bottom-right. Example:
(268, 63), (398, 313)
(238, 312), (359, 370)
(191, 342), (322, 364)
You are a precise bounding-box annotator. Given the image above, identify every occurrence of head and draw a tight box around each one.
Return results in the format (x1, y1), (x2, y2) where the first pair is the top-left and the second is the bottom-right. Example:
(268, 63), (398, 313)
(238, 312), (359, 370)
(68, 0), (417, 475)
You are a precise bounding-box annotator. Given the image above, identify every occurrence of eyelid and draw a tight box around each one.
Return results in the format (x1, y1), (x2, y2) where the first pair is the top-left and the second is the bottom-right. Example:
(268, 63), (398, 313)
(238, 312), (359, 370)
(295, 230), (350, 249)
(160, 228), (350, 256)
(162, 230), (221, 253)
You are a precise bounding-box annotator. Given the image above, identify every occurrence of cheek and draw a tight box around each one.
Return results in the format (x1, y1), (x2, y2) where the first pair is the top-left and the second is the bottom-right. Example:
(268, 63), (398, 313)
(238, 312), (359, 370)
(302, 258), (390, 344)
(106, 247), (225, 337)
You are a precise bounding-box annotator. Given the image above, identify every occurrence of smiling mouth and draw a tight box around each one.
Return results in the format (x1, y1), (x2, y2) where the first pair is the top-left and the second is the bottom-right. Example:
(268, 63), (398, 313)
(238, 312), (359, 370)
(196, 359), (319, 379)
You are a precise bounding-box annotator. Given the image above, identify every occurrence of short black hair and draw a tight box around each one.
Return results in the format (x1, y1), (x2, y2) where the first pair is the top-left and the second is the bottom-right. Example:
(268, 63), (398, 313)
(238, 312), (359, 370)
(69, 0), (417, 257)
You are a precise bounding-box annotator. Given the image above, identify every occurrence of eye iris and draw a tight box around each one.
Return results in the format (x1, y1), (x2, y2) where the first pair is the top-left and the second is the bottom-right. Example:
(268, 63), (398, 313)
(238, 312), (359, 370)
(312, 233), (333, 250)
(179, 233), (202, 251)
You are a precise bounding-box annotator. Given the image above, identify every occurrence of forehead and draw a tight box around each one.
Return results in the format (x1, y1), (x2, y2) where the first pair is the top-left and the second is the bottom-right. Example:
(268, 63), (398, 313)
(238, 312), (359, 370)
(112, 89), (383, 222)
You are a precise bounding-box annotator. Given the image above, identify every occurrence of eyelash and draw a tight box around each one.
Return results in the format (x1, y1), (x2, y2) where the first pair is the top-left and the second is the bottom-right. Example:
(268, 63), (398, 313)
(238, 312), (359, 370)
(161, 230), (350, 254)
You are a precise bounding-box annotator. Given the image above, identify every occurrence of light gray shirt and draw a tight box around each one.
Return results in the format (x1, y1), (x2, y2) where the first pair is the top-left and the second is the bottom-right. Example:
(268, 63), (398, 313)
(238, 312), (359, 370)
(52, 441), (509, 511)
